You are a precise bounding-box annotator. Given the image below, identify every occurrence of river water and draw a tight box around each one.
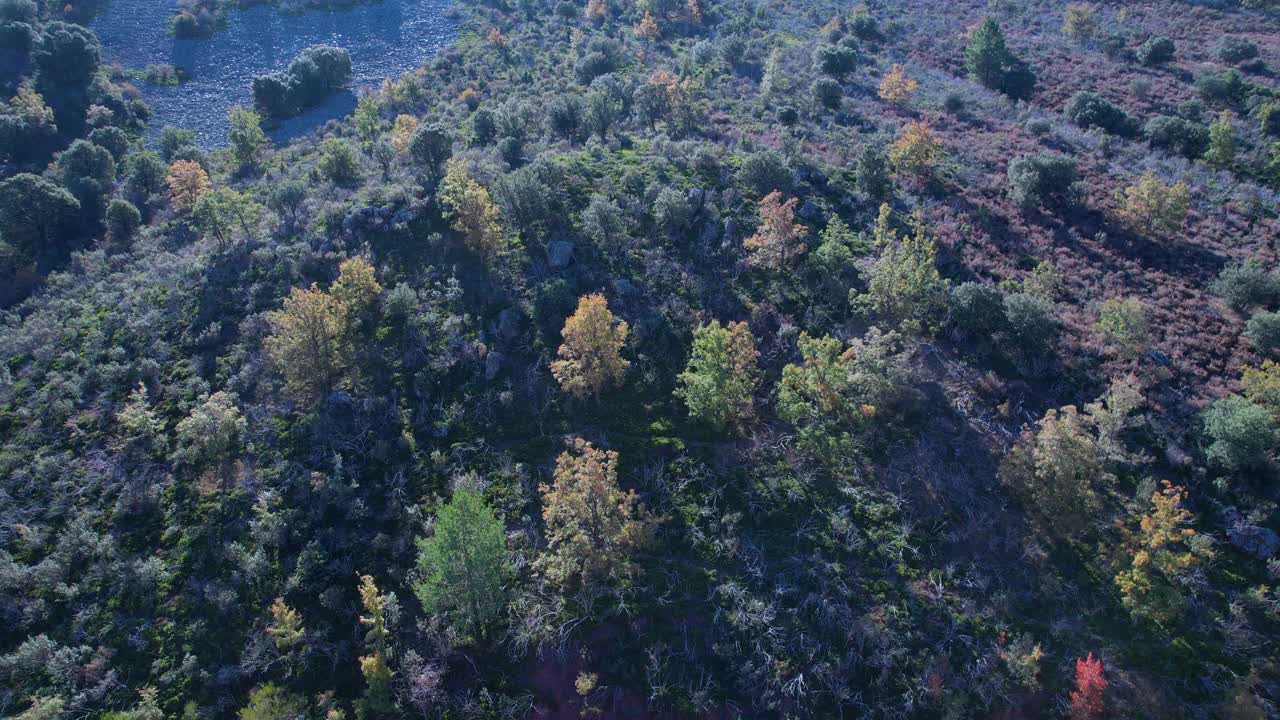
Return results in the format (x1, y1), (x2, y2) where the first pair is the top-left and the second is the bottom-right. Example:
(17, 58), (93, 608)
(91, 0), (456, 148)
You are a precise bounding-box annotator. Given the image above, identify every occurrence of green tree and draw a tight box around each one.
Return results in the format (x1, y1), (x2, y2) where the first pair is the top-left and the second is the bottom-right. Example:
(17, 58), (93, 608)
(1205, 111), (1235, 170)
(1203, 395), (1277, 474)
(352, 93), (382, 141)
(414, 489), (509, 642)
(408, 123), (452, 180)
(1095, 297), (1150, 357)
(56, 139), (114, 213)
(675, 320), (759, 432)
(964, 18), (1033, 97)
(193, 188), (265, 251)
(239, 684), (307, 720)
(318, 138), (361, 186)
(1000, 405), (1106, 540)
(175, 391), (246, 467)
(105, 198), (142, 249)
(1115, 170), (1190, 237)
(778, 329), (911, 461)
(0, 172), (80, 268)
(227, 106), (269, 169)
(266, 597), (305, 652)
(851, 209), (948, 334)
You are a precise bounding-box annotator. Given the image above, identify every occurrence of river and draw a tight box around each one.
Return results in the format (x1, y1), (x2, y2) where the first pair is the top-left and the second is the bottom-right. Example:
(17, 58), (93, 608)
(91, 0), (457, 149)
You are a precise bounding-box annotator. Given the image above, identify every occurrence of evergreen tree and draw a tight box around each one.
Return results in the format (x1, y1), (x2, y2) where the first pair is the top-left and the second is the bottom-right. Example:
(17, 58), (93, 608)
(414, 489), (509, 642)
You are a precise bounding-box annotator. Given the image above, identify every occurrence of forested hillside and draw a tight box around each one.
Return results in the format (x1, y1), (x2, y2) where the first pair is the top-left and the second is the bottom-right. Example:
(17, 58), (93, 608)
(2, 0), (1280, 718)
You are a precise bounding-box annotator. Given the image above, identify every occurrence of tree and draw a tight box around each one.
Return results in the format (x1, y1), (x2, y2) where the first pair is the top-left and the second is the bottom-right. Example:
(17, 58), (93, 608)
(318, 138), (360, 186)
(437, 158), (504, 260)
(964, 18), (1034, 98)
(1114, 170), (1190, 237)
(175, 391), (246, 467)
(166, 159), (211, 212)
(633, 12), (658, 43)
(852, 208), (948, 334)
(104, 198), (141, 249)
(1095, 296), (1150, 357)
(676, 320), (759, 432)
(1202, 395), (1277, 474)
(1205, 111), (1235, 170)
(1062, 3), (1097, 39)
(1064, 91), (1137, 136)
(352, 93), (382, 141)
(877, 64), (917, 106)
(965, 18), (1010, 89)
(0, 173), (80, 267)
(193, 188), (265, 250)
(414, 489), (508, 642)
(266, 598), (304, 652)
(408, 123), (452, 180)
(390, 114), (418, 153)
(999, 406), (1105, 540)
(888, 120), (943, 182)
(56, 139), (114, 213)
(124, 151), (169, 201)
(1245, 310), (1280, 353)
(580, 194), (625, 253)
(332, 256), (382, 317)
(1114, 481), (1212, 623)
(743, 190), (808, 270)
(538, 439), (657, 590)
(264, 284), (351, 402)
(1069, 653), (1106, 720)
(550, 294), (630, 401)
(227, 106), (268, 169)
(812, 77), (842, 110)
(1136, 36), (1175, 66)
(778, 329), (911, 461)
(239, 684), (306, 720)
(1210, 260), (1280, 312)
(356, 575), (395, 719)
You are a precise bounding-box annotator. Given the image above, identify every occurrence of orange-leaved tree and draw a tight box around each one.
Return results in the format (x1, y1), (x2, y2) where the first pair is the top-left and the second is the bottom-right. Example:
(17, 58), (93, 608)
(550, 294), (629, 401)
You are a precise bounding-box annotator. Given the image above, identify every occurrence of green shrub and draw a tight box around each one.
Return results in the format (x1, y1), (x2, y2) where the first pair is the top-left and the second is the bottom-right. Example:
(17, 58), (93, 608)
(1210, 261), (1280, 312)
(1136, 36), (1175, 66)
(1064, 91), (1137, 136)
(1203, 395), (1277, 473)
(1007, 153), (1077, 209)
(1245, 310), (1280, 353)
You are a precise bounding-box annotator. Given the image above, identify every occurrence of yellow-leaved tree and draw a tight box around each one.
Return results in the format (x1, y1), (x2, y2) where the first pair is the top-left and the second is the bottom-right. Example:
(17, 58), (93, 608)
(438, 158), (505, 261)
(538, 439), (657, 591)
(550, 294), (629, 402)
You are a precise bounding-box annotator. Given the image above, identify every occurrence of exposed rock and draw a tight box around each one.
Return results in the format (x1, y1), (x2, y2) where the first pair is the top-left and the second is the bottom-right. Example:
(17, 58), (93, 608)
(547, 240), (575, 269)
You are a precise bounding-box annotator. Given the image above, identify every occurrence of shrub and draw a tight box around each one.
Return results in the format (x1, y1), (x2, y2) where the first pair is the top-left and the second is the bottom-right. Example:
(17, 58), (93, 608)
(1211, 261), (1280, 311)
(738, 150), (790, 196)
(253, 45), (352, 118)
(950, 282), (1007, 338)
(814, 41), (857, 77)
(1064, 91), (1137, 136)
(812, 77), (842, 110)
(1245, 310), (1280, 353)
(1195, 68), (1245, 104)
(1135, 36), (1175, 66)
(1217, 37), (1259, 65)
(1007, 153), (1077, 210)
(653, 187), (690, 235)
(1144, 115), (1208, 159)
(1004, 292), (1058, 352)
(1203, 395), (1277, 473)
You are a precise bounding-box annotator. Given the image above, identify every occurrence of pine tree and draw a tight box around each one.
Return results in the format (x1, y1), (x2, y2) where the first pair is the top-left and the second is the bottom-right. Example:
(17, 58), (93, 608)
(1069, 653), (1106, 720)
(675, 320), (759, 432)
(1114, 481), (1213, 623)
(965, 18), (1011, 89)
(266, 598), (304, 651)
(550, 294), (630, 401)
(414, 489), (509, 642)
(538, 439), (657, 590)
(851, 209), (948, 334)
(356, 575), (395, 719)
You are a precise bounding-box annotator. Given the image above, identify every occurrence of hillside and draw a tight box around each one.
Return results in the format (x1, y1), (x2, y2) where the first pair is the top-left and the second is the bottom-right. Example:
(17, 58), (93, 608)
(2, 0), (1280, 718)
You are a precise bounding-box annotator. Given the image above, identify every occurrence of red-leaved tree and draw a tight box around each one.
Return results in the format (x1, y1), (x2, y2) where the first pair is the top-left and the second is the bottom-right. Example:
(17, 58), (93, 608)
(1070, 652), (1107, 720)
